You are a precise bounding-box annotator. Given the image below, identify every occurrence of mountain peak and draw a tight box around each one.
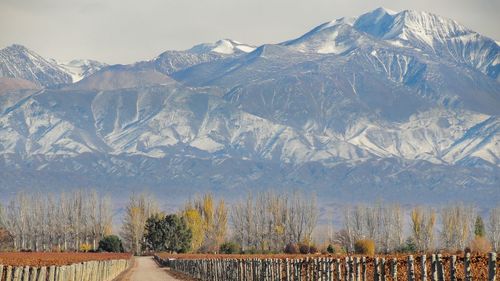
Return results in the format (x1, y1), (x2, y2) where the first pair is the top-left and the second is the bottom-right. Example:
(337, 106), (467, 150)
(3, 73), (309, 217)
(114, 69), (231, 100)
(2, 44), (35, 55)
(6, 43), (28, 50)
(189, 39), (256, 55)
(0, 44), (73, 86)
(372, 7), (397, 16)
(58, 59), (107, 83)
(354, 8), (471, 41)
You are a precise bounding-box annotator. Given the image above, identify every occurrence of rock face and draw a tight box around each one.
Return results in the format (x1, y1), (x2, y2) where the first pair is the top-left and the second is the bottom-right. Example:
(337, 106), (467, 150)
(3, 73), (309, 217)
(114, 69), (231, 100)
(0, 8), (498, 206)
(58, 59), (107, 83)
(0, 44), (72, 87)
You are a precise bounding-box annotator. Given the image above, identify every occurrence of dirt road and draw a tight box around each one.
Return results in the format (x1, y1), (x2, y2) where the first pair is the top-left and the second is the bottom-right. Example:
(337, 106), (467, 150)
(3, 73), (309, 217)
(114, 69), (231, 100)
(117, 256), (183, 281)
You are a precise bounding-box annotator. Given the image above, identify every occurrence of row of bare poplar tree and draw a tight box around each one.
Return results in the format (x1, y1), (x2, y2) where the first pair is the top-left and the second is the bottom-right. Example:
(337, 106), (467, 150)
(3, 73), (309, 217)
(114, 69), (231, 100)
(118, 191), (317, 254)
(0, 190), (112, 251)
(231, 191), (318, 252)
(339, 203), (500, 253)
(1, 190), (499, 254)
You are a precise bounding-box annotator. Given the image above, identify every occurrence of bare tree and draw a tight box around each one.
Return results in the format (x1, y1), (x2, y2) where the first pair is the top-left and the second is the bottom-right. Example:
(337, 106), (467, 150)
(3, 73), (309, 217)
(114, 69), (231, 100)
(488, 205), (500, 251)
(287, 191), (318, 245)
(231, 190), (317, 252)
(231, 193), (257, 250)
(440, 203), (475, 251)
(410, 206), (436, 252)
(121, 192), (158, 254)
(342, 203), (403, 253)
(379, 204), (404, 253)
(0, 190), (112, 252)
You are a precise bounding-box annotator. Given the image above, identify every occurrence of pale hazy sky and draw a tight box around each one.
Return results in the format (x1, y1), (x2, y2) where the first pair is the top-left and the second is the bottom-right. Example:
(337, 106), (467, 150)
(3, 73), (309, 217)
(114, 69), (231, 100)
(1, 0), (499, 64)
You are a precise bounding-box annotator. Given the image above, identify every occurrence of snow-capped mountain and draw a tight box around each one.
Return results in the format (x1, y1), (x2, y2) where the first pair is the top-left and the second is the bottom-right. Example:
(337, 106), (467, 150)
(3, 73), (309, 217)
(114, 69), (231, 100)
(58, 59), (107, 83)
(0, 44), (72, 86)
(189, 39), (256, 55)
(0, 8), (498, 206)
(127, 39), (256, 76)
(0, 45), (106, 85)
(353, 8), (499, 80)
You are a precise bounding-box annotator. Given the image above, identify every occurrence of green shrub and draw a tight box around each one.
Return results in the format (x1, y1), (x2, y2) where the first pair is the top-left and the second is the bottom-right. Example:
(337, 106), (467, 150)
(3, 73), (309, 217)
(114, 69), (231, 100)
(219, 242), (241, 254)
(98, 235), (124, 253)
(327, 244), (335, 254)
(354, 239), (375, 255)
(397, 237), (417, 253)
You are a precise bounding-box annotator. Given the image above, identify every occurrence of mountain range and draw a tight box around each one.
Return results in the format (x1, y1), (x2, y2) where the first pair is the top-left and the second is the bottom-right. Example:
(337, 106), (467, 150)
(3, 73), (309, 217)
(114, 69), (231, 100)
(0, 8), (498, 207)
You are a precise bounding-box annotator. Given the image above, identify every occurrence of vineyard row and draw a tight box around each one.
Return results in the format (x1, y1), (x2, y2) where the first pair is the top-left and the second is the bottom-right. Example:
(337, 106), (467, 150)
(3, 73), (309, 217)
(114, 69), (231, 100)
(0, 259), (129, 281)
(157, 252), (497, 281)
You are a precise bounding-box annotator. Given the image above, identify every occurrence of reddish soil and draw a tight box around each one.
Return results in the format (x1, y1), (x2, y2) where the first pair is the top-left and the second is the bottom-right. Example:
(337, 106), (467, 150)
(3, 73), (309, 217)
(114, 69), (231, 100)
(0, 252), (132, 267)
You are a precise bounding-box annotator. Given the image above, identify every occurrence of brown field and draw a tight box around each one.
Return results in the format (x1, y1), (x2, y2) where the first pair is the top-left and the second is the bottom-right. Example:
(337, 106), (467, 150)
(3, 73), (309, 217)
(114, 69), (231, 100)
(0, 252), (132, 267)
(156, 253), (498, 281)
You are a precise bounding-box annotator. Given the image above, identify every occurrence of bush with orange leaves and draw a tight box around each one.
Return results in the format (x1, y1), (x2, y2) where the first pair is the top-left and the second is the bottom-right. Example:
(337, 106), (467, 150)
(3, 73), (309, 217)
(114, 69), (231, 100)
(354, 239), (376, 255)
(469, 236), (492, 254)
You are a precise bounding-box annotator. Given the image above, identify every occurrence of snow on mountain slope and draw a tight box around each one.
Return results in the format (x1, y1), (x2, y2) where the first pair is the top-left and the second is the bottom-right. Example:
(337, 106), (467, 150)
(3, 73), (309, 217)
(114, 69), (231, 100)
(0, 85), (369, 163)
(189, 39), (256, 55)
(345, 109), (497, 165)
(67, 65), (175, 90)
(124, 39), (256, 77)
(0, 8), (499, 205)
(353, 8), (500, 80)
(0, 45), (72, 86)
(280, 8), (499, 80)
(58, 59), (107, 82)
(442, 116), (499, 165)
(282, 19), (365, 55)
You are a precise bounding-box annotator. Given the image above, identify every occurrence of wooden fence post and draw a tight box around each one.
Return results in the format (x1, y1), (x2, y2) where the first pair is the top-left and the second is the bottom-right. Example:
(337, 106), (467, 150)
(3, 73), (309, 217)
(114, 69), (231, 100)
(329, 258), (334, 281)
(29, 266), (38, 281)
(431, 254), (437, 281)
(37, 267), (47, 281)
(436, 254), (445, 281)
(22, 266), (30, 281)
(313, 258), (318, 281)
(6, 266), (12, 281)
(347, 256), (352, 281)
(450, 255), (456, 281)
(489, 252), (497, 281)
(285, 258), (291, 281)
(421, 255), (427, 281)
(391, 258), (397, 281)
(374, 257), (380, 281)
(336, 258), (341, 281)
(354, 257), (360, 281)
(349, 256), (355, 281)
(380, 258), (386, 281)
(362, 257), (366, 281)
(408, 255), (415, 281)
(12, 266), (22, 281)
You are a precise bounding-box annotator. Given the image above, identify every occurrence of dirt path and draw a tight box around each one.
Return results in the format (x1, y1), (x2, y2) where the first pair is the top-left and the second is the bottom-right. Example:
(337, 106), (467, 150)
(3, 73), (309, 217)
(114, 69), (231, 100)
(116, 256), (184, 281)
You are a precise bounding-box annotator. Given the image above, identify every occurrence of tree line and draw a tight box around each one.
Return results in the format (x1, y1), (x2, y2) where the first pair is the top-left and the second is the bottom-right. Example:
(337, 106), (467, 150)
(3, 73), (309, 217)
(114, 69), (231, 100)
(1, 190), (499, 255)
(339, 203), (499, 254)
(0, 190), (112, 251)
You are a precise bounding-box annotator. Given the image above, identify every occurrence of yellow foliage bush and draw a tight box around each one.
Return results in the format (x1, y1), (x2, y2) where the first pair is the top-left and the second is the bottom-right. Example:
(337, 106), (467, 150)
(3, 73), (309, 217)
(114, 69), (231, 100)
(80, 243), (92, 252)
(354, 239), (375, 255)
(469, 236), (492, 254)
